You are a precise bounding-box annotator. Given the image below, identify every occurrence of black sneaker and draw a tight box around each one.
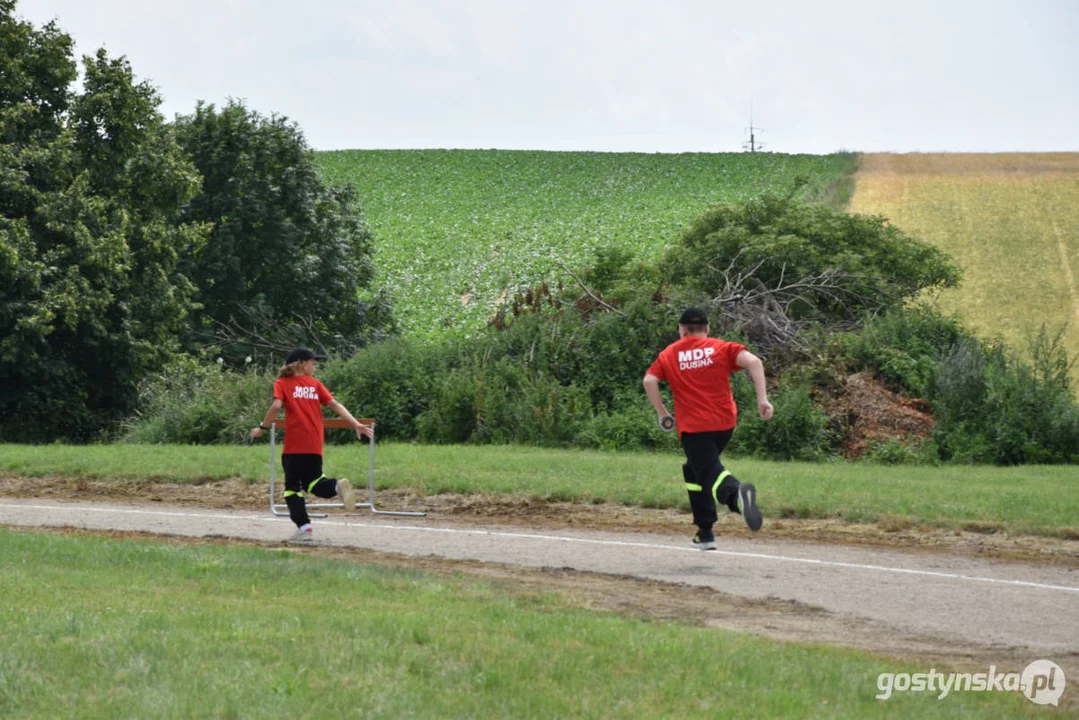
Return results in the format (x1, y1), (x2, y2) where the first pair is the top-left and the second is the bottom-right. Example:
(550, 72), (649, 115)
(738, 483), (763, 531)
(692, 529), (716, 551)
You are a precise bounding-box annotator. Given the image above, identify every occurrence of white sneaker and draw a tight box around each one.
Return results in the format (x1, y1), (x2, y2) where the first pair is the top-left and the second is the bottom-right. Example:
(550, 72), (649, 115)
(289, 526), (314, 543)
(336, 478), (356, 510)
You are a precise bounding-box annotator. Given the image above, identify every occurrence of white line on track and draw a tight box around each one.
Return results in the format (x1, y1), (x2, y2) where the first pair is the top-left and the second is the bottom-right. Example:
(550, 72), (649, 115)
(5, 502), (1079, 595)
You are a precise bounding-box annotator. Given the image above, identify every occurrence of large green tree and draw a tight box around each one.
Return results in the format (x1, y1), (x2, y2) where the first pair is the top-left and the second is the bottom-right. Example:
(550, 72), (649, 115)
(172, 101), (391, 362)
(0, 2), (208, 441)
(665, 191), (961, 319)
(660, 190), (961, 353)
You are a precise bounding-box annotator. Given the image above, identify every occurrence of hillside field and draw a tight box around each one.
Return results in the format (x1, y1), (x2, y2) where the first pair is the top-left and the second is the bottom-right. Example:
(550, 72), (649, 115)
(315, 150), (854, 339)
(849, 153), (1079, 380)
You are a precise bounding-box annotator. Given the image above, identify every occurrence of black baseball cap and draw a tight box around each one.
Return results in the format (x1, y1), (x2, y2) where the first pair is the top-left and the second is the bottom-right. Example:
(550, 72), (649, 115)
(286, 348), (325, 364)
(678, 307), (709, 325)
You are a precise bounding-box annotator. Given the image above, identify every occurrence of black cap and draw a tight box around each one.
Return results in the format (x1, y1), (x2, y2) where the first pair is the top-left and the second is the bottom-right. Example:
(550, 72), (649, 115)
(678, 307), (709, 325)
(286, 348), (325, 364)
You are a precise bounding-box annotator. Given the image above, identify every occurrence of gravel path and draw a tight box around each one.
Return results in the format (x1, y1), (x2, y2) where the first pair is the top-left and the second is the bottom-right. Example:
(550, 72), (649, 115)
(2, 497), (1077, 661)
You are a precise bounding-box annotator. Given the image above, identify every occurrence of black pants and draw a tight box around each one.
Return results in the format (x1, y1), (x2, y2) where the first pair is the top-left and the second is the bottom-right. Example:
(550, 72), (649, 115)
(680, 430), (741, 531)
(282, 453), (340, 527)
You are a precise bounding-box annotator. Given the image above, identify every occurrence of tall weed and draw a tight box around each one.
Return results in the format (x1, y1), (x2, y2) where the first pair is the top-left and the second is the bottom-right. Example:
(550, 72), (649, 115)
(933, 328), (1079, 464)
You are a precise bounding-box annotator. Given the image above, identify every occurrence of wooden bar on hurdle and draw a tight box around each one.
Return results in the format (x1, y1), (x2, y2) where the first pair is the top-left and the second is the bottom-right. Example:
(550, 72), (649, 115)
(268, 417), (426, 518)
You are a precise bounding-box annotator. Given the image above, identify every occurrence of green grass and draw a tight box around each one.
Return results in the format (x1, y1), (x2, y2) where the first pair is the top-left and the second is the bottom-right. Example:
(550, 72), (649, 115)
(1, 443), (1076, 537)
(0, 528), (1042, 719)
(315, 149), (855, 339)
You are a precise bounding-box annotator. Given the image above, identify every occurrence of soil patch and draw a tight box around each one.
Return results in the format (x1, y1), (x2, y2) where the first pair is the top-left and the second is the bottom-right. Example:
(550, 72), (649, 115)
(823, 372), (934, 460)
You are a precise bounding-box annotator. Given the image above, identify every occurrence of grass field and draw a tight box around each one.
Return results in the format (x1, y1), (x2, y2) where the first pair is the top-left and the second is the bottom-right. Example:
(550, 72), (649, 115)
(2, 443), (1076, 537)
(0, 528), (1043, 719)
(849, 153), (1079, 383)
(315, 150), (855, 339)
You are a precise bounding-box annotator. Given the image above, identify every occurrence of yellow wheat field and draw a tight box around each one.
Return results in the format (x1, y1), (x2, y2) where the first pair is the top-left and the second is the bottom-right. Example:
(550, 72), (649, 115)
(850, 153), (1079, 382)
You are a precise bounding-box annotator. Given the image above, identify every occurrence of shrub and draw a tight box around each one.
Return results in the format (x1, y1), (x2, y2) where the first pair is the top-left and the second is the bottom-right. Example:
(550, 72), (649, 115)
(843, 305), (971, 397)
(320, 338), (446, 441)
(415, 366), (482, 444)
(729, 382), (833, 460)
(415, 353), (594, 446)
(562, 302), (680, 410)
(933, 332), (1079, 464)
(121, 356), (271, 444)
(575, 391), (680, 451)
(492, 300), (678, 413)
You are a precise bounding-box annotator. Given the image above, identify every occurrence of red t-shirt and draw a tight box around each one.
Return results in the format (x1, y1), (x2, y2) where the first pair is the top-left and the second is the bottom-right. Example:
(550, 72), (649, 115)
(273, 375), (334, 455)
(647, 336), (747, 434)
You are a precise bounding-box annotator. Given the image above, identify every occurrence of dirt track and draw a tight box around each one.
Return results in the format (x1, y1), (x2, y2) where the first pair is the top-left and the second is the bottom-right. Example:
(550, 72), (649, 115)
(2, 475), (1077, 705)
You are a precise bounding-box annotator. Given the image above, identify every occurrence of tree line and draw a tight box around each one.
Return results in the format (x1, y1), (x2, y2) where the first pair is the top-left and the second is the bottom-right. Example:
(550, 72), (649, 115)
(0, 2), (388, 441)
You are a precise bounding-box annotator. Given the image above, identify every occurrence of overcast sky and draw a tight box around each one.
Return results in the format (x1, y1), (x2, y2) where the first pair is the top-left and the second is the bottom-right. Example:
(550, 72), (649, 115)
(16, 0), (1079, 154)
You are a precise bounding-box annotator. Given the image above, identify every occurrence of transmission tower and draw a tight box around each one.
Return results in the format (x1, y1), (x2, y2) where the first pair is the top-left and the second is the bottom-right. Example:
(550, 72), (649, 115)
(743, 106), (764, 152)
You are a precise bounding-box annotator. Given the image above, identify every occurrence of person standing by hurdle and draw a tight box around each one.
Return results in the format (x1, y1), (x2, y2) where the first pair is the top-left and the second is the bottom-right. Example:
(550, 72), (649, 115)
(250, 348), (373, 543)
(643, 308), (773, 550)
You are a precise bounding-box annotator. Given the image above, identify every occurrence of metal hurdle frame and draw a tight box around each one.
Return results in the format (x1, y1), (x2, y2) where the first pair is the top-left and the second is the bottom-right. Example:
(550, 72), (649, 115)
(268, 417), (426, 518)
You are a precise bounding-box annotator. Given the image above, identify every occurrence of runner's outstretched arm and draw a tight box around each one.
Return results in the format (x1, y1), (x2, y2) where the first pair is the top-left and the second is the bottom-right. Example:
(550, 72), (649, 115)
(735, 351), (774, 420)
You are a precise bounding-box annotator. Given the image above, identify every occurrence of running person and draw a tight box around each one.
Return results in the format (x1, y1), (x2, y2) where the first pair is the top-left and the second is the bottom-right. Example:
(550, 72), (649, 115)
(250, 348), (374, 543)
(643, 308), (773, 550)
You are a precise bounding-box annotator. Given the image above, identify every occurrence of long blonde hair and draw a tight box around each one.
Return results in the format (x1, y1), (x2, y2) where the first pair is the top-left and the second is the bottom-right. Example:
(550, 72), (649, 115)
(277, 361), (308, 379)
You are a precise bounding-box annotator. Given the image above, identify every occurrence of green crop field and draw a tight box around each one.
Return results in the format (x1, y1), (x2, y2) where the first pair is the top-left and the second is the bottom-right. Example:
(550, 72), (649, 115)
(849, 153), (1079, 382)
(316, 150), (855, 339)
